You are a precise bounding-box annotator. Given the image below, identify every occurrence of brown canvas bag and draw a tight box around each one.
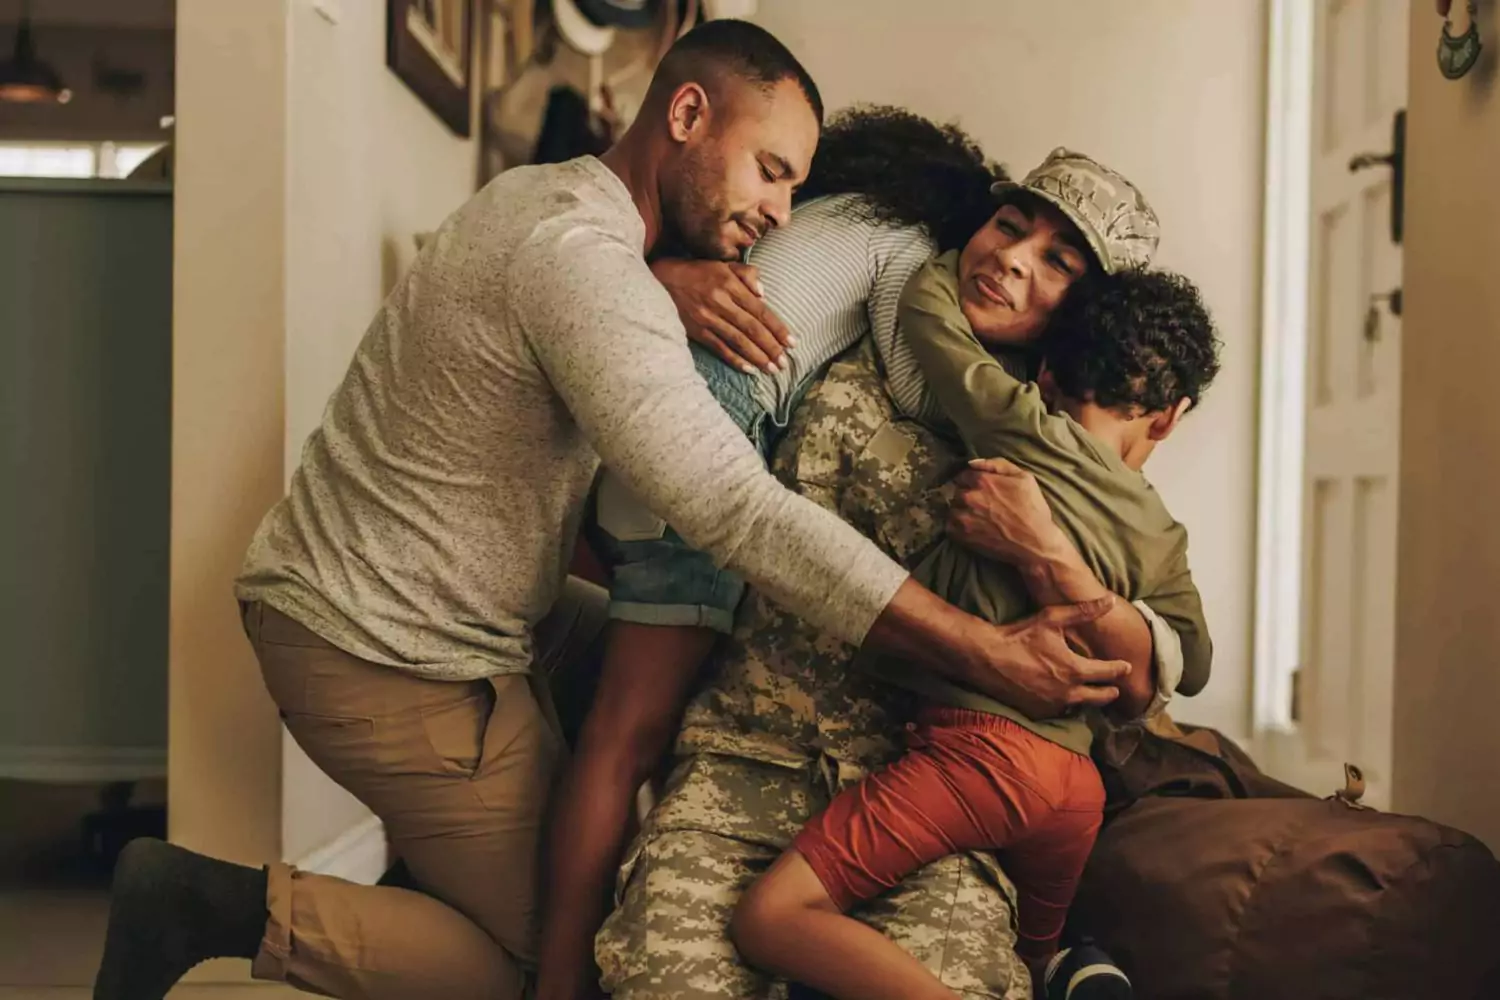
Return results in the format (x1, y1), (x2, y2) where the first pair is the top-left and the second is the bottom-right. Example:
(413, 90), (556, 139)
(1072, 720), (1500, 1000)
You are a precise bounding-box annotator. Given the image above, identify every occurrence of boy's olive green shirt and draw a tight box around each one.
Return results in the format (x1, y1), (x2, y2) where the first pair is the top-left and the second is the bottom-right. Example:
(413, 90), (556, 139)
(861, 251), (1212, 755)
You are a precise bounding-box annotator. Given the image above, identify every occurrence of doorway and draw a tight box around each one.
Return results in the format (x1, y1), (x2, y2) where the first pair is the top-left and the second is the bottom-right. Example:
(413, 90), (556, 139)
(0, 0), (175, 989)
(1253, 0), (1409, 807)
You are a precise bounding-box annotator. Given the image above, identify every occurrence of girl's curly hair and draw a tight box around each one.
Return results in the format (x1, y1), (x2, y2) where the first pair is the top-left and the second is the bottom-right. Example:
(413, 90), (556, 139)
(1045, 268), (1222, 414)
(795, 105), (1008, 251)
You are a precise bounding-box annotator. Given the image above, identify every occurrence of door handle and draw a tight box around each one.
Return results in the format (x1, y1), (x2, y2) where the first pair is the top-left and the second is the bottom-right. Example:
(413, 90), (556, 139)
(1348, 151), (1394, 170)
(1347, 108), (1406, 245)
(1365, 287), (1403, 343)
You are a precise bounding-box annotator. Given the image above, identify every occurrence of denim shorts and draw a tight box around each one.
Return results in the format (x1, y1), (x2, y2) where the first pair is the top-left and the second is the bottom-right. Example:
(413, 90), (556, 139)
(587, 342), (777, 635)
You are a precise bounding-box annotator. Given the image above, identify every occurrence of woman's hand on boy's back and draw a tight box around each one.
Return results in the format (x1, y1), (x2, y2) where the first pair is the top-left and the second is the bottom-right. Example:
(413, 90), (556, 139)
(650, 258), (793, 376)
(947, 457), (1072, 571)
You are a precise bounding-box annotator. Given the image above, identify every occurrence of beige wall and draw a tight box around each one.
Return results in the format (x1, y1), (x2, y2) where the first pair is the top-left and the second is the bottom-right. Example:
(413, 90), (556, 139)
(172, 0), (478, 868)
(169, 0), (286, 864)
(280, 0), (479, 863)
(175, 0), (1271, 862)
(1392, 6), (1500, 851)
(753, 0), (1270, 738)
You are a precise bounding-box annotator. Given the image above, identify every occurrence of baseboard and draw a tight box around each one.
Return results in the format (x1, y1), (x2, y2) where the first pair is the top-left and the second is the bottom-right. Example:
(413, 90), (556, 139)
(0, 744), (166, 783)
(292, 814), (388, 884)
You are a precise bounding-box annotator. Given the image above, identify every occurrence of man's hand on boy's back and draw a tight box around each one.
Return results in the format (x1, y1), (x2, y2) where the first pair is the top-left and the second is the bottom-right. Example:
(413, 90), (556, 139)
(951, 457), (1159, 719)
(651, 258), (792, 375)
(980, 601), (1131, 718)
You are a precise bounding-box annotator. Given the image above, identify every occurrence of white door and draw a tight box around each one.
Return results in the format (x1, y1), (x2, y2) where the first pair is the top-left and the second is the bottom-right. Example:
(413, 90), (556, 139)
(1264, 0), (1408, 808)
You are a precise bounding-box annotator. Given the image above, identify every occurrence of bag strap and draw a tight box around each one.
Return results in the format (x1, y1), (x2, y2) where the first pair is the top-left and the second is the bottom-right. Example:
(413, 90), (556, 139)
(1329, 762), (1374, 810)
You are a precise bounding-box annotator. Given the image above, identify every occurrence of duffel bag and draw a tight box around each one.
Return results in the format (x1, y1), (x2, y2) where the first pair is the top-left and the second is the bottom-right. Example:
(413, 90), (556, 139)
(1070, 793), (1500, 1000)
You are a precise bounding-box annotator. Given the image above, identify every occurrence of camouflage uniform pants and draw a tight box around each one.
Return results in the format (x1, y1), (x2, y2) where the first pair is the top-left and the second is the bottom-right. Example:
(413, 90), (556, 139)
(596, 753), (1033, 1000)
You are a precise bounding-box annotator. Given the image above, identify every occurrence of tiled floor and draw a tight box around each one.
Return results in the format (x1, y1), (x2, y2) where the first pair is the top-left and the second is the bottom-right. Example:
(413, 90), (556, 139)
(0, 888), (111, 987)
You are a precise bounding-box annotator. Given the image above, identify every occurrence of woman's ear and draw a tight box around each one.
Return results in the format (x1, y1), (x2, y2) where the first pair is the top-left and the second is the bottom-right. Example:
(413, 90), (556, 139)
(1147, 396), (1193, 442)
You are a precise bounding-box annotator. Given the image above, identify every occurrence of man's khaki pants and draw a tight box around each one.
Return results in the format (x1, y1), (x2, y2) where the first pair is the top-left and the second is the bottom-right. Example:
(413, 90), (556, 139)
(241, 579), (606, 1000)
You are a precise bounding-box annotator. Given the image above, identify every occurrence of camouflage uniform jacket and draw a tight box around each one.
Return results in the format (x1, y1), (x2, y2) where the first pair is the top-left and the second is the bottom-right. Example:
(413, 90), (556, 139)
(603, 339), (1030, 1000)
(679, 339), (967, 769)
(643, 336), (1005, 849)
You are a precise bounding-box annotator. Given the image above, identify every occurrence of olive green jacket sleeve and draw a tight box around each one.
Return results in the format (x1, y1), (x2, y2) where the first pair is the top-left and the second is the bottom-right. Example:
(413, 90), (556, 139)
(898, 251), (1213, 697)
(898, 251), (1052, 460)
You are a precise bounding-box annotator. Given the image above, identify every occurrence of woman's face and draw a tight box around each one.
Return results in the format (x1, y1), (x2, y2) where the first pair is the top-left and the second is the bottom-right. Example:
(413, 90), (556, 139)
(957, 197), (1093, 347)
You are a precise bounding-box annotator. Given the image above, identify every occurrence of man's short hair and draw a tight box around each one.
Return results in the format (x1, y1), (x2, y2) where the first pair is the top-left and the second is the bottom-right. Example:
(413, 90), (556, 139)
(1044, 268), (1222, 414)
(645, 19), (823, 125)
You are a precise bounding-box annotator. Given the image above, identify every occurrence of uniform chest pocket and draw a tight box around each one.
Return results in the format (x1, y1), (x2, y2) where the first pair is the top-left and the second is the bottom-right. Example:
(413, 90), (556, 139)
(841, 419), (964, 567)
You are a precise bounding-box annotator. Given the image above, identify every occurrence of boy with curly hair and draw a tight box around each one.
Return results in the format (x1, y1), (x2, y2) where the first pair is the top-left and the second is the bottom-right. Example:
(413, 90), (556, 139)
(730, 259), (1221, 1000)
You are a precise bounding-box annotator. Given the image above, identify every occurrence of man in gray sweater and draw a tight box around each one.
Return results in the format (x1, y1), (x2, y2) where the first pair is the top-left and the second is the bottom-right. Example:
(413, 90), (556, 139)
(93, 20), (1129, 1000)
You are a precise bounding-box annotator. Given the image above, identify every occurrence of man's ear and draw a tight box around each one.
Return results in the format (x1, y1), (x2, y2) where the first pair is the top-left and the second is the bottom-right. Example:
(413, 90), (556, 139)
(1147, 396), (1193, 442)
(666, 82), (711, 143)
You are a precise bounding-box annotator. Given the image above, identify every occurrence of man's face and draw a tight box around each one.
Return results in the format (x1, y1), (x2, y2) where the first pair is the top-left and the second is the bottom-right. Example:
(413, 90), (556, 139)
(957, 198), (1093, 347)
(661, 77), (818, 261)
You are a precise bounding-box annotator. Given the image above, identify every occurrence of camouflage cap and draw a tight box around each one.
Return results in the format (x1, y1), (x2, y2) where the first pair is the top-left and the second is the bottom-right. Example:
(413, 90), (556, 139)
(991, 147), (1161, 274)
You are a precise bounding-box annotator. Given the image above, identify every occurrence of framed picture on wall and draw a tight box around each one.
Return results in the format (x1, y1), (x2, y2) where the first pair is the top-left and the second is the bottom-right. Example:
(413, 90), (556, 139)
(387, 0), (474, 137)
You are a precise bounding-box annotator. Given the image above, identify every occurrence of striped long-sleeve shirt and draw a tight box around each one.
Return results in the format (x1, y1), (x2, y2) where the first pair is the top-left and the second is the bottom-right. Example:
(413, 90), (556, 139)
(744, 194), (960, 428)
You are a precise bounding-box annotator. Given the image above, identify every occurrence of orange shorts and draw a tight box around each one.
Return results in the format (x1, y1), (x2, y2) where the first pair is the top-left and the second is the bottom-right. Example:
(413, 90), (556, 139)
(792, 707), (1105, 960)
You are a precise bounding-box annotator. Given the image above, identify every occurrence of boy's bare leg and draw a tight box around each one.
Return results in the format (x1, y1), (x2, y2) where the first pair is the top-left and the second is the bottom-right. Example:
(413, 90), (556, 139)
(731, 850), (959, 1000)
(535, 621), (717, 1000)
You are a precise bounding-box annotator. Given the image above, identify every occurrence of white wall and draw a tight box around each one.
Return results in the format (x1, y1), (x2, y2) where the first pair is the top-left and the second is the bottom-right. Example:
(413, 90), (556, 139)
(280, 0), (479, 864)
(753, 0), (1269, 738)
(170, 0), (286, 868)
(1392, 2), (1500, 851)
(173, 0), (480, 875)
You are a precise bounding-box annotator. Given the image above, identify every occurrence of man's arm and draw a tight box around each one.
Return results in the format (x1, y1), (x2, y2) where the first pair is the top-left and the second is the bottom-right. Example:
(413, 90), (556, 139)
(503, 229), (1129, 713)
(506, 229), (903, 646)
(947, 459), (1181, 720)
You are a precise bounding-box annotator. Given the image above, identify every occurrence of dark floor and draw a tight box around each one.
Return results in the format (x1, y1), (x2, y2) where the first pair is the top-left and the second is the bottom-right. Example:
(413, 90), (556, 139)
(0, 778), (165, 890)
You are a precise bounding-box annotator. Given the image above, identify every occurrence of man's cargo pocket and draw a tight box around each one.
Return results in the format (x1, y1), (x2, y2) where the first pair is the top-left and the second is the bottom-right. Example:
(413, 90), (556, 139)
(597, 829), (782, 1000)
(418, 680), (492, 778)
(852, 851), (1030, 1000)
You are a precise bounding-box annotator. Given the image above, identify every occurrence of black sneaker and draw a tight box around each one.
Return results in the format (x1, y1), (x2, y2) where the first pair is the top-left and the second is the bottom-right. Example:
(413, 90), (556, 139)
(1044, 939), (1132, 1000)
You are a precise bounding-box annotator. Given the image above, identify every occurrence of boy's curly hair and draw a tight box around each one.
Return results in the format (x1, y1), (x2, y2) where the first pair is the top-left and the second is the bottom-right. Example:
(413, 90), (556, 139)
(1044, 268), (1222, 414)
(796, 104), (1008, 251)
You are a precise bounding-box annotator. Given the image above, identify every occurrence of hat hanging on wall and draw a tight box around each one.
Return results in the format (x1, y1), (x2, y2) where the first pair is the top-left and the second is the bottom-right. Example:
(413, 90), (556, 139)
(550, 0), (662, 55)
(549, 0), (615, 56)
(550, 0), (752, 55)
(576, 0), (659, 29)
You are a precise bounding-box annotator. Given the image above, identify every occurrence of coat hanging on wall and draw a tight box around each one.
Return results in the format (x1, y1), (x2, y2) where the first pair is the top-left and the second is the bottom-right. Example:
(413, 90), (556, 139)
(531, 84), (611, 163)
(476, 0), (755, 186)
